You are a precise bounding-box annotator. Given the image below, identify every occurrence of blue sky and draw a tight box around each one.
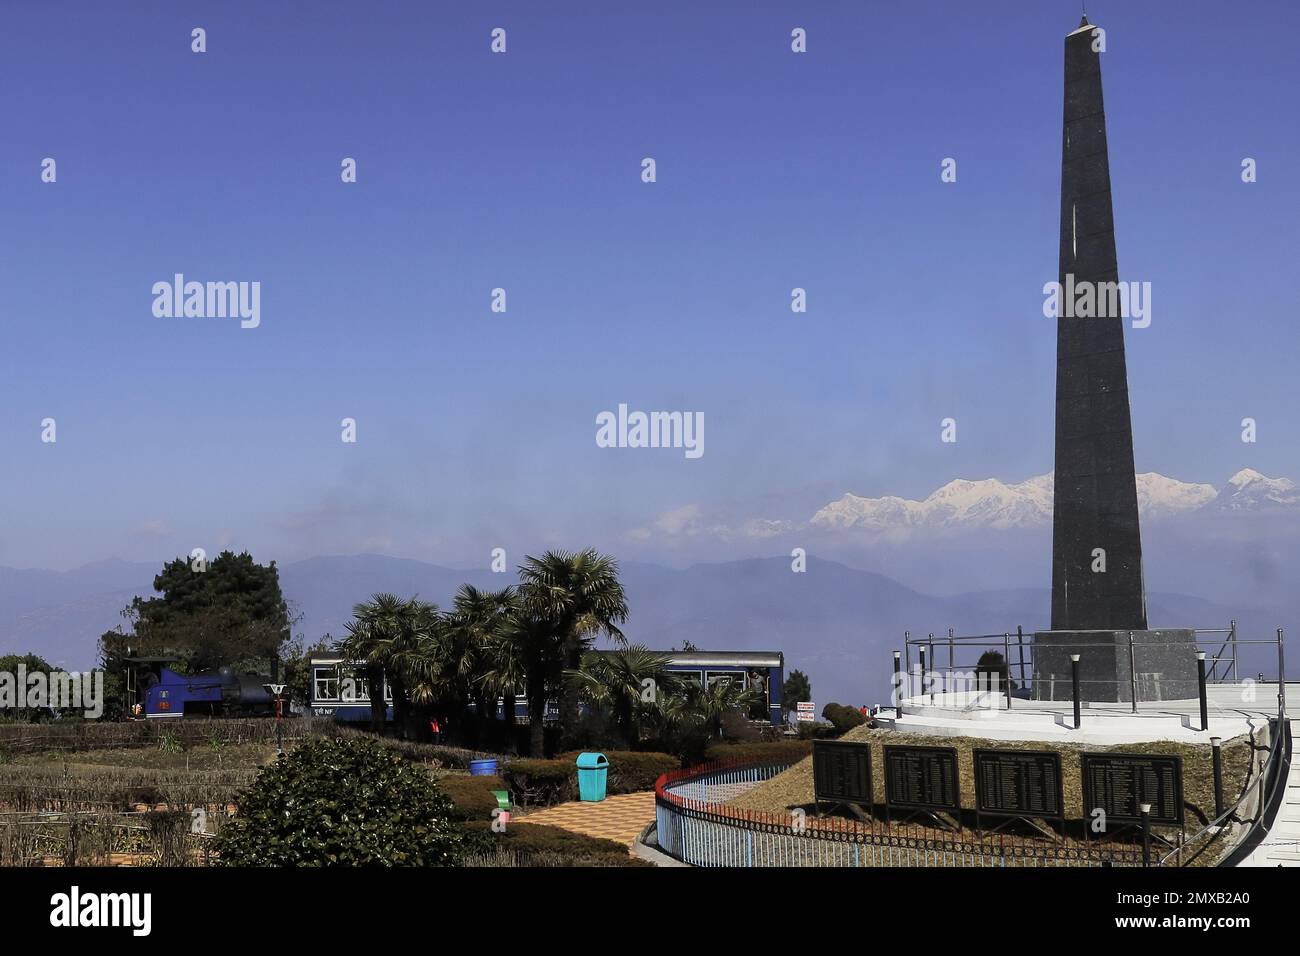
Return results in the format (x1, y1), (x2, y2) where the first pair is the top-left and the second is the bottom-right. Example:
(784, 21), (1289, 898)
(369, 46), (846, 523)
(2, 0), (1297, 571)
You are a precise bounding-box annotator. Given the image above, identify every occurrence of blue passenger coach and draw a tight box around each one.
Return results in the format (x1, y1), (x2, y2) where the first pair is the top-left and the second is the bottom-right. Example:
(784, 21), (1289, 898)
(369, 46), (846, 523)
(306, 649), (784, 726)
(652, 650), (784, 724)
(307, 653), (394, 722)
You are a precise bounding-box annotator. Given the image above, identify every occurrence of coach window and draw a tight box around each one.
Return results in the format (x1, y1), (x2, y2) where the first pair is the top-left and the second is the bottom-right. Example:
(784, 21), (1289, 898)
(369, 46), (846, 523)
(705, 670), (745, 688)
(314, 668), (339, 702)
(349, 672), (372, 702)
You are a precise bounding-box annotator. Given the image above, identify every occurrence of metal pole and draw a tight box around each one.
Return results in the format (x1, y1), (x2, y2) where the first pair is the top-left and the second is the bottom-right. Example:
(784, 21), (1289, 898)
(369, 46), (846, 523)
(1196, 653), (1208, 732)
(928, 634), (935, 703)
(1278, 629), (1287, 719)
(1128, 630), (1138, 713)
(904, 631), (910, 689)
(1016, 625), (1026, 697)
(1210, 737), (1224, 819)
(1071, 655), (1081, 730)
(1230, 619), (1238, 683)
(893, 650), (903, 717)
(1140, 803), (1151, 867)
(919, 645), (928, 706)
(1003, 632), (1013, 710)
(948, 627), (955, 679)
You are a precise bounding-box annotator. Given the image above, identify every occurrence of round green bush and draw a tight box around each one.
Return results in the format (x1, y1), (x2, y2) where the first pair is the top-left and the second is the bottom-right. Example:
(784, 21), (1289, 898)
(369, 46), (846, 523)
(213, 736), (464, 866)
(821, 702), (867, 734)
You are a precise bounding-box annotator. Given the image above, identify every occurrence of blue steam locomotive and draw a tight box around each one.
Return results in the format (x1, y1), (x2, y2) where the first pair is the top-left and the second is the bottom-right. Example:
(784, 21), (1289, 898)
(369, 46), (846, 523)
(137, 663), (283, 719)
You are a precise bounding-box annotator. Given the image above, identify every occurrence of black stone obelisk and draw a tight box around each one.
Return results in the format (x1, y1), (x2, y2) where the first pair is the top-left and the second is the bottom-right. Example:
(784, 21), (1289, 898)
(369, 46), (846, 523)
(1050, 16), (1147, 632)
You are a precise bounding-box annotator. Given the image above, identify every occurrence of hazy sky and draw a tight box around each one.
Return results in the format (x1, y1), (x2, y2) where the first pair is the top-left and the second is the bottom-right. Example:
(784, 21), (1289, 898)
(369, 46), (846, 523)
(2, 0), (1297, 571)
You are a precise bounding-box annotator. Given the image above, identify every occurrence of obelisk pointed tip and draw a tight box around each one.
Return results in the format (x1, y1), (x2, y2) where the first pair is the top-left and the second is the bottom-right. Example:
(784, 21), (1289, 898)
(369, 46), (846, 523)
(1068, 14), (1095, 37)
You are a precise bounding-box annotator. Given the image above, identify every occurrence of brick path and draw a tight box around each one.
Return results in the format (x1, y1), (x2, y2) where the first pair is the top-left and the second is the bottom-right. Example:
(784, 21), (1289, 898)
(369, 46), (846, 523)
(517, 791), (656, 849)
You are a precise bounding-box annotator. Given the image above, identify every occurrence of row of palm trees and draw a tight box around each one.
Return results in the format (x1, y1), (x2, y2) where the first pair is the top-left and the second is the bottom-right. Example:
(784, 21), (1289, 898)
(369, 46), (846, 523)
(566, 644), (764, 748)
(334, 549), (761, 756)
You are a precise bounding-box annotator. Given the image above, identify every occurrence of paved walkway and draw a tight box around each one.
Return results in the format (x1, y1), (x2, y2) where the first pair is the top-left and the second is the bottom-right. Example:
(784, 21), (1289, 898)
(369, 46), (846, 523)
(518, 791), (656, 849)
(880, 684), (1294, 746)
(1242, 718), (1300, 866)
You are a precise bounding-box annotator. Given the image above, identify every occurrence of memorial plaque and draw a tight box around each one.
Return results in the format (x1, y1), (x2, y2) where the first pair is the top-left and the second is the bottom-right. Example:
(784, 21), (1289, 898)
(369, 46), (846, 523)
(1081, 752), (1184, 826)
(884, 745), (960, 812)
(973, 749), (1063, 819)
(813, 740), (872, 806)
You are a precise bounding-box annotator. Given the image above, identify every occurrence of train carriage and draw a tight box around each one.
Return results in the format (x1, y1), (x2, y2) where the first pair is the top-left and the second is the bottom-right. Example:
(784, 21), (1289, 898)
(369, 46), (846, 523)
(651, 650), (785, 724)
(305, 649), (783, 725)
(307, 653), (394, 722)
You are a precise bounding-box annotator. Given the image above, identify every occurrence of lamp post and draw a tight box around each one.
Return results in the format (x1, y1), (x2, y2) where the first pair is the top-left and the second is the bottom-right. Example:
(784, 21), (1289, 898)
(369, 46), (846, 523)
(1196, 652), (1209, 732)
(1211, 736), (1224, 819)
(1071, 654), (1081, 730)
(892, 651), (902, 718)
(266, 683), (286, 756)
(928, 634), (936, 703)
(919, 645), (928, 706)
(1140, 803), (1152, 867)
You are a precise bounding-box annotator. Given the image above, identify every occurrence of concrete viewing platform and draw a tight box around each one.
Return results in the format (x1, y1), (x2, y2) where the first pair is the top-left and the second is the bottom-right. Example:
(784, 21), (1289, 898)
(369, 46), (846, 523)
(873, 682), (1297, 745)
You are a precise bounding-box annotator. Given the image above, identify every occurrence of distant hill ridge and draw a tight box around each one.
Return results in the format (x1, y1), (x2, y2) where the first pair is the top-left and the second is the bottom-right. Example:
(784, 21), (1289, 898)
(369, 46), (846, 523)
(0, 552), (1286, 708)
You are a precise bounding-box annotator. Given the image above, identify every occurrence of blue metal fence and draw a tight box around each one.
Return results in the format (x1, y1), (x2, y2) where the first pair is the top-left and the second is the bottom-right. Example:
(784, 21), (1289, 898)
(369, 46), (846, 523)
(657, 761), (784, 804)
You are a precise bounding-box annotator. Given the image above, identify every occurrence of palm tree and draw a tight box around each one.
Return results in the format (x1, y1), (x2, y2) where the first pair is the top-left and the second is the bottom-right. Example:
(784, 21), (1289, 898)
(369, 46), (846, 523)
(339, 596), (391, 731)
(395, 600), (452, 737)
(566, 645), (682, 748)
(516, 550), (629, 747)
(444, 584), (516, 745)
(684, 678), (763, 740)
(339, 594), (440, 736)
(480, 607), (556, 756)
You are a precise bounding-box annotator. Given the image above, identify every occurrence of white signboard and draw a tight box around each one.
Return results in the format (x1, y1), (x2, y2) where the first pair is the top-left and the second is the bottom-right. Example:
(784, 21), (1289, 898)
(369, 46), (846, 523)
(796, 701), (816, 723)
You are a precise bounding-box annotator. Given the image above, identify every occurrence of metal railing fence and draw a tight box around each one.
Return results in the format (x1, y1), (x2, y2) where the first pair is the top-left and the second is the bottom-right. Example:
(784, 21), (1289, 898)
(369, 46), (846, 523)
(897, 624), (1285, 714)
(653, 758), (1144, 868)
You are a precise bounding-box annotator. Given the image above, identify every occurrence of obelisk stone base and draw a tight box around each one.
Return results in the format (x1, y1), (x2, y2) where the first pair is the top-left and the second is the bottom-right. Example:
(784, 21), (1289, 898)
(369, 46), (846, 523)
(1032, 629), (1200, 703)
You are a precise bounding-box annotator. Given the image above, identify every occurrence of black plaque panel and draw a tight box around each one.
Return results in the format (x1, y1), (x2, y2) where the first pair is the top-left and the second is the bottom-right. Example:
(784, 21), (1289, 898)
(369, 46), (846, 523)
(973, 749), (1064, 819)
(884, 745), (960, 812)
(1081, 752), (1184, 825)
(812, 740), (872, 806)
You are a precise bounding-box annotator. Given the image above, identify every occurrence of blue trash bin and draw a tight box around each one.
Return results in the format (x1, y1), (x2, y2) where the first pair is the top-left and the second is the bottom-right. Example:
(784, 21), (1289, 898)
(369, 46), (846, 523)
(469, 759), (498, 776)
(575, 752), (608, 802)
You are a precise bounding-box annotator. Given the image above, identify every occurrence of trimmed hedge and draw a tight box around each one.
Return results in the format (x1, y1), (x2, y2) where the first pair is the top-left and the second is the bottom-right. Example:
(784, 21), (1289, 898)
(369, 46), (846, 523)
(461, 819), (649, 867)
(0, 717), (319, 754)
(438, 773), (509, 822)
(556, 750), (679, 793)
(795, 721), (841, 740)
(703, 739), (813, 766)
(331, 726), (504, 770)
(499, 759), (571, 807)
(822, 702), (868, 733)
(504, 751), (678, 807)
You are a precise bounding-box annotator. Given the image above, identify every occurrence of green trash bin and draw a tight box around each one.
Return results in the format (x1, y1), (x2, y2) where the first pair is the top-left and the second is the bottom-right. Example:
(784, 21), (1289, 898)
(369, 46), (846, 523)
(576, 752), (608, 802)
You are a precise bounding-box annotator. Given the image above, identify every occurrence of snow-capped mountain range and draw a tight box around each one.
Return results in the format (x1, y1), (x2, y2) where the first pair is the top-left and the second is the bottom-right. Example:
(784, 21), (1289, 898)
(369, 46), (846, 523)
(810, 469), (1298, 532)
